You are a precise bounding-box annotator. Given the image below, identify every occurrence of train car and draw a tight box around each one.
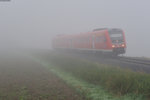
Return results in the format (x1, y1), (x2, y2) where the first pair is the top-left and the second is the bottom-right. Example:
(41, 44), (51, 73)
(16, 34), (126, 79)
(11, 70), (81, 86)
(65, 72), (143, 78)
(52, 28), (126, 55)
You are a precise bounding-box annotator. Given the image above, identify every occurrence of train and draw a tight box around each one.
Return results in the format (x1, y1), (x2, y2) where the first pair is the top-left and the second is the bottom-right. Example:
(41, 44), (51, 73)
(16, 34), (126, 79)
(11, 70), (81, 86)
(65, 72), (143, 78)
(52, 28), (126, 56)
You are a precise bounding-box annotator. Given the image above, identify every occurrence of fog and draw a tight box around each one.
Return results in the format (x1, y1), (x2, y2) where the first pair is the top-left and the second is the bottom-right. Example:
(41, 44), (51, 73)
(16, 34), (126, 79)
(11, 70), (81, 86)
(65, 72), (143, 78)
(0, 0), (150, 57)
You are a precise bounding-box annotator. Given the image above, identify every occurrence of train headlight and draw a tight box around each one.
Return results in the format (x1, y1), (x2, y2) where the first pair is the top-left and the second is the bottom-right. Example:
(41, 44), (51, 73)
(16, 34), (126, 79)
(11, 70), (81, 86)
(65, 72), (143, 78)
(121, 44), (125, 47)
(112, 45), (115, 48)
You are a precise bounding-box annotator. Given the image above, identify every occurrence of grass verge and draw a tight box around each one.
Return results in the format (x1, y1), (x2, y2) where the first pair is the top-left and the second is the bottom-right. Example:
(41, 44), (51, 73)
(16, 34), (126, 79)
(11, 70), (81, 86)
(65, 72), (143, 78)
(38, 61), (143, 100)
(32, 53), (149, 100)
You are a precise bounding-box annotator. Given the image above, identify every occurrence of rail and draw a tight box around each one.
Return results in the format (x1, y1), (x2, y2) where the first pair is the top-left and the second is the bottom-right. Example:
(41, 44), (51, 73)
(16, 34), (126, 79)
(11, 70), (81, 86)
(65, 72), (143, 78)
(118, 57), (150, 66)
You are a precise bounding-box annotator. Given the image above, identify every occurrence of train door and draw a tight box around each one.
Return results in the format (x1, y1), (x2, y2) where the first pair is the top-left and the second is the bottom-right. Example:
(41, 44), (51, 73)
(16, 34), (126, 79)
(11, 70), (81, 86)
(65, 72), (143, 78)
(92, 35), (95, 49)
(69, 39), (72, 48)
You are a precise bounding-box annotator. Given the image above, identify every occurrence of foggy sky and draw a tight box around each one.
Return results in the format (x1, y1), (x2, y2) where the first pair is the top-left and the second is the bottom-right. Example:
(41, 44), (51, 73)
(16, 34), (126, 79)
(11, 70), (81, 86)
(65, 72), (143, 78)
(0, 0), (150, 57)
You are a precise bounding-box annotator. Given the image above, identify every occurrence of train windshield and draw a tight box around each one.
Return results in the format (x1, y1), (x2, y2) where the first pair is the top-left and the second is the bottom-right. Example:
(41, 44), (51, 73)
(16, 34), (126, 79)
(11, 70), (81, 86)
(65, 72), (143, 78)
(109, 29), (124, 43)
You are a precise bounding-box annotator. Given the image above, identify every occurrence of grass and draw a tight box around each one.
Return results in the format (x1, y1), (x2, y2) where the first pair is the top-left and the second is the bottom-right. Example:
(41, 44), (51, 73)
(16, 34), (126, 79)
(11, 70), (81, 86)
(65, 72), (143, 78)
(0, 86), (30, 100)
(38, 61), (142, 100)
(19, 86), (32, 100)
(34, 53), (150, 99)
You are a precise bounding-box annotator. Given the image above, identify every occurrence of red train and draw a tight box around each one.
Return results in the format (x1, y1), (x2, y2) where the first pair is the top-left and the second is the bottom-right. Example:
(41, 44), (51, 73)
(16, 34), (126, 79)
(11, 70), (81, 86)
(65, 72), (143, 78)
(52, 28), (126, 56)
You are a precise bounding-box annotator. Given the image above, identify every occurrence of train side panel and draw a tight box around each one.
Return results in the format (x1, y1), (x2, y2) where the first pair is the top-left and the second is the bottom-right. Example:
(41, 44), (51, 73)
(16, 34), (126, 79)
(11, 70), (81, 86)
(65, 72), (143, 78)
(52, 28), (126, 55)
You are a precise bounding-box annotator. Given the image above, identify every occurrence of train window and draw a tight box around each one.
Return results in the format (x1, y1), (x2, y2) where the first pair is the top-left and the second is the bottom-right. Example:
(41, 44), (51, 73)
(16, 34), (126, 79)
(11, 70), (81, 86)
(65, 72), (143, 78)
(86, 38), (89, 43)
(110, 34), (122, 38)
(96, 37), (99, 43)
(109, 29), (124, 43)
(69, 39), (72, 47)
(96, 36), (105, 43)
(109, 29), (123, 38)
(86, 37), (89, 43)
(79, 39), (81, 43)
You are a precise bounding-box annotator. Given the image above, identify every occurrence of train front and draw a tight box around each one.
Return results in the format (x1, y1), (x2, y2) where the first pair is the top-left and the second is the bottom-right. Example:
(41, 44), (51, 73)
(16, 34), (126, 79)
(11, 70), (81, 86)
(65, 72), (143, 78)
(108, 29), (126, 55)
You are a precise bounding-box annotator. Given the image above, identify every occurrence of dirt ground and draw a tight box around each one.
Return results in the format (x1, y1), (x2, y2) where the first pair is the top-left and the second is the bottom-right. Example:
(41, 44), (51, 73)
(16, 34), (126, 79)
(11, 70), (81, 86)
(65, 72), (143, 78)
(0, 51), (84, 100)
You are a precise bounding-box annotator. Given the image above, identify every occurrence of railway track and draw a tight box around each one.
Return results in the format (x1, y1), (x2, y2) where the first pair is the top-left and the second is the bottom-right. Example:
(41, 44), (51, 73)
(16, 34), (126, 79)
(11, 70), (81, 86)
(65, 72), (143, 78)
(53, 51), (150, 72)
(118, 57), (150, 66)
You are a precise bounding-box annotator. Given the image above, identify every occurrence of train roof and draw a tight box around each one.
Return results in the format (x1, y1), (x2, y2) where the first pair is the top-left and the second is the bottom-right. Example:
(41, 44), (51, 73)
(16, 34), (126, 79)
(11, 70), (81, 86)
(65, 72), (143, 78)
(55, 28), (123, 39)
(93, 28), (108, 31)
(93, 28), (122, 32)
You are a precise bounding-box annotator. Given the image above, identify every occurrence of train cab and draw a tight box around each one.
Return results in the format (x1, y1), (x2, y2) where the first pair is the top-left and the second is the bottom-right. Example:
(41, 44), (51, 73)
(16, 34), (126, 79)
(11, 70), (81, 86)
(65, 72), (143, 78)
(108, 29), (126, 55)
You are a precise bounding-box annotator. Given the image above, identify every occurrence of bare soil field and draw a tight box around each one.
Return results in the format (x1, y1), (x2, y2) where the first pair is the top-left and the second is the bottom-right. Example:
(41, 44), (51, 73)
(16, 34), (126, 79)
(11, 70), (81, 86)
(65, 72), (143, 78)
(0, 52), (84, 100)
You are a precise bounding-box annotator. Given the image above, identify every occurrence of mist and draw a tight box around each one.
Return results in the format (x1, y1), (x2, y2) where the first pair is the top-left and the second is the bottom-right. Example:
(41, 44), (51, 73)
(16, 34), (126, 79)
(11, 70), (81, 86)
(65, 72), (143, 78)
(0, 0), (150, 57)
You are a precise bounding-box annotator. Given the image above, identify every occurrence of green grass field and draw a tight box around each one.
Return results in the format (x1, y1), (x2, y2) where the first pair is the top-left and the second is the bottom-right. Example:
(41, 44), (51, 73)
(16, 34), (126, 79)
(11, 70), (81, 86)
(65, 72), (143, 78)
(34, 53), (150, 100)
